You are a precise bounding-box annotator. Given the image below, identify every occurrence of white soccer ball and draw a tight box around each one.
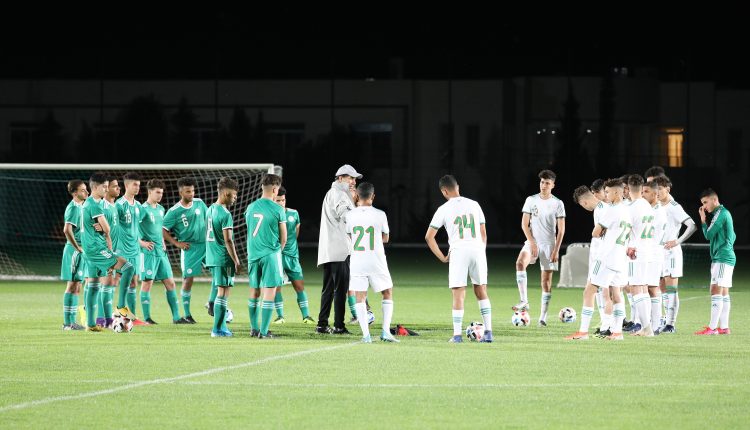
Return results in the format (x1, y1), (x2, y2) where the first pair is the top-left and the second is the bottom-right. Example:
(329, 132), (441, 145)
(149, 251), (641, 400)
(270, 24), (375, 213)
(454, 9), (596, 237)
(511, 311), (530, 327)
(559, 307), (577, 323)
(225, 308), (234, 324)
(112, 316), (133, 333)
(367, 310), (375, 325)
(465, 322), (485, 341)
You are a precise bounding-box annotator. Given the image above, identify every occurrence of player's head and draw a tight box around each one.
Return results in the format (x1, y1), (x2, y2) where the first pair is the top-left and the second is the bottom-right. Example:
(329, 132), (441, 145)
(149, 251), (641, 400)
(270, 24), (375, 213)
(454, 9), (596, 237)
(261, 174), (282, 198)
(123, 172), (141, 197)
(105, 175), (120, 200)
(356, 182), (375, 205)
(653, 176), (671, 201)
(335, 164), (362, 187)
(146, 179), (165, 203)
(590, 178), (606, 202)
(573, 185), (598, 211)
(538, 170), (556, 194)
(177, 177), (197, 203)
(67, 179), (88, 201)
(644, 165), (665, 182)
(438, 175), (459, 199)
(642, 180), (659, 205)
(603, 178), (624, 202)
(274, 185), (287, 208)
(618, 174), (630, 197)
(89, 172), (108, 198)
(627, 174), (644, 198)
(217, 177), (239, 206)
(700, 188), (720, 212)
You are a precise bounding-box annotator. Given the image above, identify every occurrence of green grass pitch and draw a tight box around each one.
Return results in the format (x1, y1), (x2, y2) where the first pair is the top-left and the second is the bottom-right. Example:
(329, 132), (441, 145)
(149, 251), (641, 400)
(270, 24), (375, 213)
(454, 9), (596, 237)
(1, 249), (748, 428)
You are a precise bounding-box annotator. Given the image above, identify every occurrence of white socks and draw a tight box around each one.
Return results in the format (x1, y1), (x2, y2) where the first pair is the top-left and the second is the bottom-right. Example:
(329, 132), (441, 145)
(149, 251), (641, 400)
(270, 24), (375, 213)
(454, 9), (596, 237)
(355, 302), (369, 338)
(579, 306), (595, 333)
(478, 299), (492, 331)
(382, 299), (393, 334)
(452, 309), (464, 335)
(719, 295), (730, 330)
(540, 292), (551, 322)
(709, 295), (723, 330)
(651, 296), (662, 330)
(634, 293), (651, 329)
(516, 271), (527, 303)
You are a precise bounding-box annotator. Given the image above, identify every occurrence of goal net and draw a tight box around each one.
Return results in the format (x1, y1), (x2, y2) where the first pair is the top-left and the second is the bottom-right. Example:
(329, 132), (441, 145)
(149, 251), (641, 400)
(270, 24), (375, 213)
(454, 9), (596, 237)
(557, 242), (712, 289)
(0, 164), (278, 281)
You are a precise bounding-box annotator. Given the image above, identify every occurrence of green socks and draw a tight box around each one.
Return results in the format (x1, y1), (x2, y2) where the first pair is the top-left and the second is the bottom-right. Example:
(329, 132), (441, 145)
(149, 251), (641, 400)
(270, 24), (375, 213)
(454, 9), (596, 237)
(248, 298), (260, 331)
(181, 289), (192, 317)
(348, 295), (357, 319)
(141, 291), (151, 320)
(260, 300), (274, 335)
(274, 290), (284, 318)
(296, 290), (310, 318)
(85, 282), (101, 327)
(166, 289), (181, 321)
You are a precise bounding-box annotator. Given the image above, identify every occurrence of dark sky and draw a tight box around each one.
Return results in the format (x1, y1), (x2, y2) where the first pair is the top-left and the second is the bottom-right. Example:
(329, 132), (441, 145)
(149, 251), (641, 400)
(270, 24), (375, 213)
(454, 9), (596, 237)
(1, 8), (746, 87)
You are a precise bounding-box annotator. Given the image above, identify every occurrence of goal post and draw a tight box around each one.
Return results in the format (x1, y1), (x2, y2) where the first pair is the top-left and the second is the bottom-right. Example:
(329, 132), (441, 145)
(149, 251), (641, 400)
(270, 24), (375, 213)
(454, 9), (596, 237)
(557, 242), (712, 289)
(0, 163), (278, 281)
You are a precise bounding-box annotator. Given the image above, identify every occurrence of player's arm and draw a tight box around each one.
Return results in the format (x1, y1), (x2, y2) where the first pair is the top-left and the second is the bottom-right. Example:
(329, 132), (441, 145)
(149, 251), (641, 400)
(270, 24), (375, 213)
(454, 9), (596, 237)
(279, 221), (288, 251)
(667, 218), (697, 249)
(552, 217), (565, 262)
(63, 223), (83, 253)
(95, 214), (113, 250)
(425, 227), (448, 263)
(592, 223), (606, 238)
(521, 212), (538, 258)
(223, 227), (241, 272)
(382, 233), (390, 244)
(479, 223), (487, 245)
(162, 228), (189, 250)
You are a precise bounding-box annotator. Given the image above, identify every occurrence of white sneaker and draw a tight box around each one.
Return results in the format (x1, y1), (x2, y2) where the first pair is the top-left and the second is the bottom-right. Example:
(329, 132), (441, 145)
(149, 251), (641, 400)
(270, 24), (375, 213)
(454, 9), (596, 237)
(512, 302), (529, 312)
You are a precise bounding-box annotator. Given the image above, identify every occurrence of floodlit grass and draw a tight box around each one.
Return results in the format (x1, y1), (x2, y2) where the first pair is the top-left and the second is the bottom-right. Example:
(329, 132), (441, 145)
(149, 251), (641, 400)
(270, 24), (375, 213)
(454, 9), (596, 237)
(0, 250), (747, 429)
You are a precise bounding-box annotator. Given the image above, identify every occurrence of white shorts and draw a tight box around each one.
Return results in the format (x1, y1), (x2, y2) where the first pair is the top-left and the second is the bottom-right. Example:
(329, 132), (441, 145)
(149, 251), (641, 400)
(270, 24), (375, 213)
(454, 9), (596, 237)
(449, 247), (488, 289)
(590, 259), (627, 289)
(662, 246), (683, 278)
(710, 263), (734, 288)
(627, 261), (649, 286)
(349, 274), (393, 293)
(521, 241), (558, 271)
(646, 261), (662, 287)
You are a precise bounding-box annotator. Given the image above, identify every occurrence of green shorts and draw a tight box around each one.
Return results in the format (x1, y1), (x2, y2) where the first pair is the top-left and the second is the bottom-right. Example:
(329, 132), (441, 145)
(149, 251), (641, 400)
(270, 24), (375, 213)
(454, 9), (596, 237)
(282, 254), (304, 281)
(83, 247), (119, 278)
(140, 252), (174, 281)
(60, 244), (84, 282)
(249, 252), (284, 289)
(209, 266), (235, 287)
(180, 242), (206, 278)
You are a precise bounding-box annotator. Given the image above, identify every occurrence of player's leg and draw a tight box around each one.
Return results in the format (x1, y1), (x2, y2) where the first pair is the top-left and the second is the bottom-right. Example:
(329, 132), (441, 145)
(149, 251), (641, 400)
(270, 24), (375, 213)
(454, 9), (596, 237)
(379, 286), (397, 342)
(347, 290), (358, 323)
(450, 287), (467, 343)
(99, 272), (116, 328)
(247, 261), (261, 336)
(61, 248), (84, 329)
(609, 284), (626, 340)
(259, 252), (284, 338)
(565, 282), (599, 340)
(163, 278), (185, 323)
(351, 277), (370, 341)
(514, 246), (532, 311)
(211, 265), (234, 337)
(539, 270), (553, 326)
(469, 250), (492, 342)
(140, 278), (155, 324)
(291, 280), (313, 322)
(84, 271), (104, 332)
(181, 276), (196, 323)
(272, 287), (285, 324)
(719, 285), (731, 334)
(111, 255), (137, 320)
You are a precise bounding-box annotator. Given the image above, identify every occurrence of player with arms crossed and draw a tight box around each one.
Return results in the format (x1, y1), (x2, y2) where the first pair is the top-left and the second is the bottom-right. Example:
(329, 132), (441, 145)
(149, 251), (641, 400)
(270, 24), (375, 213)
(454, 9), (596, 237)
(514, 170), (566, 326)
(425, 175), (493, 343)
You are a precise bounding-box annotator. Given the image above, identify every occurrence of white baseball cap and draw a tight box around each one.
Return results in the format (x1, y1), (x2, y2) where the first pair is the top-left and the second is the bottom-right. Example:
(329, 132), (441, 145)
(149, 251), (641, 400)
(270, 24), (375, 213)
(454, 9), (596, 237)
(334, 164), (363, 179)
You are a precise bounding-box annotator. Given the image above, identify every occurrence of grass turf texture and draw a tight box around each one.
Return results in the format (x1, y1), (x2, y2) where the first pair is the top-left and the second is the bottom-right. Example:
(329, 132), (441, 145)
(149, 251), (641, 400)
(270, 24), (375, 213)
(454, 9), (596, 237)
(1, 249), (748, 428)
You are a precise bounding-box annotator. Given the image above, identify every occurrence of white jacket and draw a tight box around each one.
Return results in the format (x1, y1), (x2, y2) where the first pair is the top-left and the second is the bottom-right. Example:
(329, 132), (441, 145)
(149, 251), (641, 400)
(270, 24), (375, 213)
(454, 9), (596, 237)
(317, 181), (356, 265)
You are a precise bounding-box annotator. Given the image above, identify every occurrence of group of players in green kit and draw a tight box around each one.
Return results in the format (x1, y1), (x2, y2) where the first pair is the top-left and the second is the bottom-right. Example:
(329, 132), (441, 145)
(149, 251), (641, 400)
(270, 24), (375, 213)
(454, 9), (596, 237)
(60, 172), (312, 337)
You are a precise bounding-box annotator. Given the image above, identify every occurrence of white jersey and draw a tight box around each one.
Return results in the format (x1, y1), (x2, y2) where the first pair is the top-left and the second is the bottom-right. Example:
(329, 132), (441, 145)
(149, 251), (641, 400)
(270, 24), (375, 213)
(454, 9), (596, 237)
(590, 201), (606, 259)
(664, 197), (692, 242)
(628, 198), (655, 262)
(521, 194), (566, 245)
(651, 202), (668, 263)
(345, 206), (391, 277)
(429, 196), (486, 251)
(598, 202), (631, 273)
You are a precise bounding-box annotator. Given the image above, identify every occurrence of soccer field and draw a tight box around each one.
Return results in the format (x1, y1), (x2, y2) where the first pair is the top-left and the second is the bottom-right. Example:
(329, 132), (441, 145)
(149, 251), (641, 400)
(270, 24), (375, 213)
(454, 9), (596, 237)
(1, 249), (748, 429)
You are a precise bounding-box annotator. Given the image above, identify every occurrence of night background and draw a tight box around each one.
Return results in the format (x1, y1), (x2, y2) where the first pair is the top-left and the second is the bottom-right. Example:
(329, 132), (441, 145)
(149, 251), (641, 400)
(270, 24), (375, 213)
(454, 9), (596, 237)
(1, 9), (747, 245)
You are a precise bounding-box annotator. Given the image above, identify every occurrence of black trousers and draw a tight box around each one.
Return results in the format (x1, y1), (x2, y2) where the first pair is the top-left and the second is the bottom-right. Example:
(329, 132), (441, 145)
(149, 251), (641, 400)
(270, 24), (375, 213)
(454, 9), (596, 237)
(318, 257), (349, 329)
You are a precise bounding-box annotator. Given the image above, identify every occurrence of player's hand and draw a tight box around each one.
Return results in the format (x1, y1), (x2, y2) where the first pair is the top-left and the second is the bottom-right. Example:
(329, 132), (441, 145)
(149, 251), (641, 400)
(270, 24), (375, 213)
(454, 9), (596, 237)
(626, 247), (636, 260)
(234, 261), (241, 273)
(530, 242), (539, 259)
(75, 246), (84, 254)
(550, 250), (559, 263)
(600, 228), (607, 238)
(93, 223), (103, 233)
(440, 251), (450, 263)
(664, 240), (677, 250)
(176, 242), (190, 250)
(698, 207), (706, 223)
(141, 240), (154, 251)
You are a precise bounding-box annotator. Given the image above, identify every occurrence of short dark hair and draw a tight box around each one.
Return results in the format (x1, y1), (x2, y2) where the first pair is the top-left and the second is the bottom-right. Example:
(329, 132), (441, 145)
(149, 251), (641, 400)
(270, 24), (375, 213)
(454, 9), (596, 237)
(539, 170), (556, 181)
(573, 185), (591, 204)
(177, 177), (197, 188)
(218, 177), (239, 191)
(618, 174), (630, 185)
(356, 182), (375, 200)
(277, 186), (287, 197)
(700, 188), (718, 199)
(590, 179), (604, 193)
(644, 165), (665, 179)
(644, 180), (658, 190)
(439, 175), (458, 190)
(105, 174), (118, 184)
(261, 174), (282, 187)
(147, 179), (165, 190)
(653, 175), (671, 189)
(627, 174), (644, 188)
(604, 178), (624, 189)
(89, 172), (107, 186)
(67, 179), (85, 195)
(123, 172), (140, 182)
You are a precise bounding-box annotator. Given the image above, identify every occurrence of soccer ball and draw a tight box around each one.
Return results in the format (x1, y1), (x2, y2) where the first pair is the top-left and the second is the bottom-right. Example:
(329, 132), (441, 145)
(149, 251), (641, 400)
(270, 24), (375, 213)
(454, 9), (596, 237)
(511, 311), (530, 327)
(465, 322), (485, 341)
(367, 310), (375, 325)
(559, 307), (577, 323)
(112, 316), (133, 333)
(225, 308), (234, 324)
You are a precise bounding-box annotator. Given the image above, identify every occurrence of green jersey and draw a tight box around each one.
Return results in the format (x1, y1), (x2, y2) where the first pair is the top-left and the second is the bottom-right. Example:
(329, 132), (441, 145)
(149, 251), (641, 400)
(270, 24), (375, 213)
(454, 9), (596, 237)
(101, 199), (118, 241)
(114, 197), (141, 258)
(702, 205), (736, 266)
(206, 203), (234, 267)
(80, 197), (107, 253)
(139, 202), (166, 257)
(282, 208), (300, 257)
(163, 198), (208, 243)
(244, 198), (285, 262)
(63, 200), (83, 245)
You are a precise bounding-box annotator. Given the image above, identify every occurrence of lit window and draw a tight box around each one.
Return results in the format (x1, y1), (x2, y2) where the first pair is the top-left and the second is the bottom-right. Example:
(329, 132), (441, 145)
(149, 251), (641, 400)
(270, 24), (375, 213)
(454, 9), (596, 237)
(664, 128), (683, 167)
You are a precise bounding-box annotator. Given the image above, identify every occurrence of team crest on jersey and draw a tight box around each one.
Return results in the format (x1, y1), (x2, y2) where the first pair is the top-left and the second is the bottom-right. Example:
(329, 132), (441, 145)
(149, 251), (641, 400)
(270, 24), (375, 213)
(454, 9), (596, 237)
(530, 205), (539, 217)
(288, 216), (295, 222)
